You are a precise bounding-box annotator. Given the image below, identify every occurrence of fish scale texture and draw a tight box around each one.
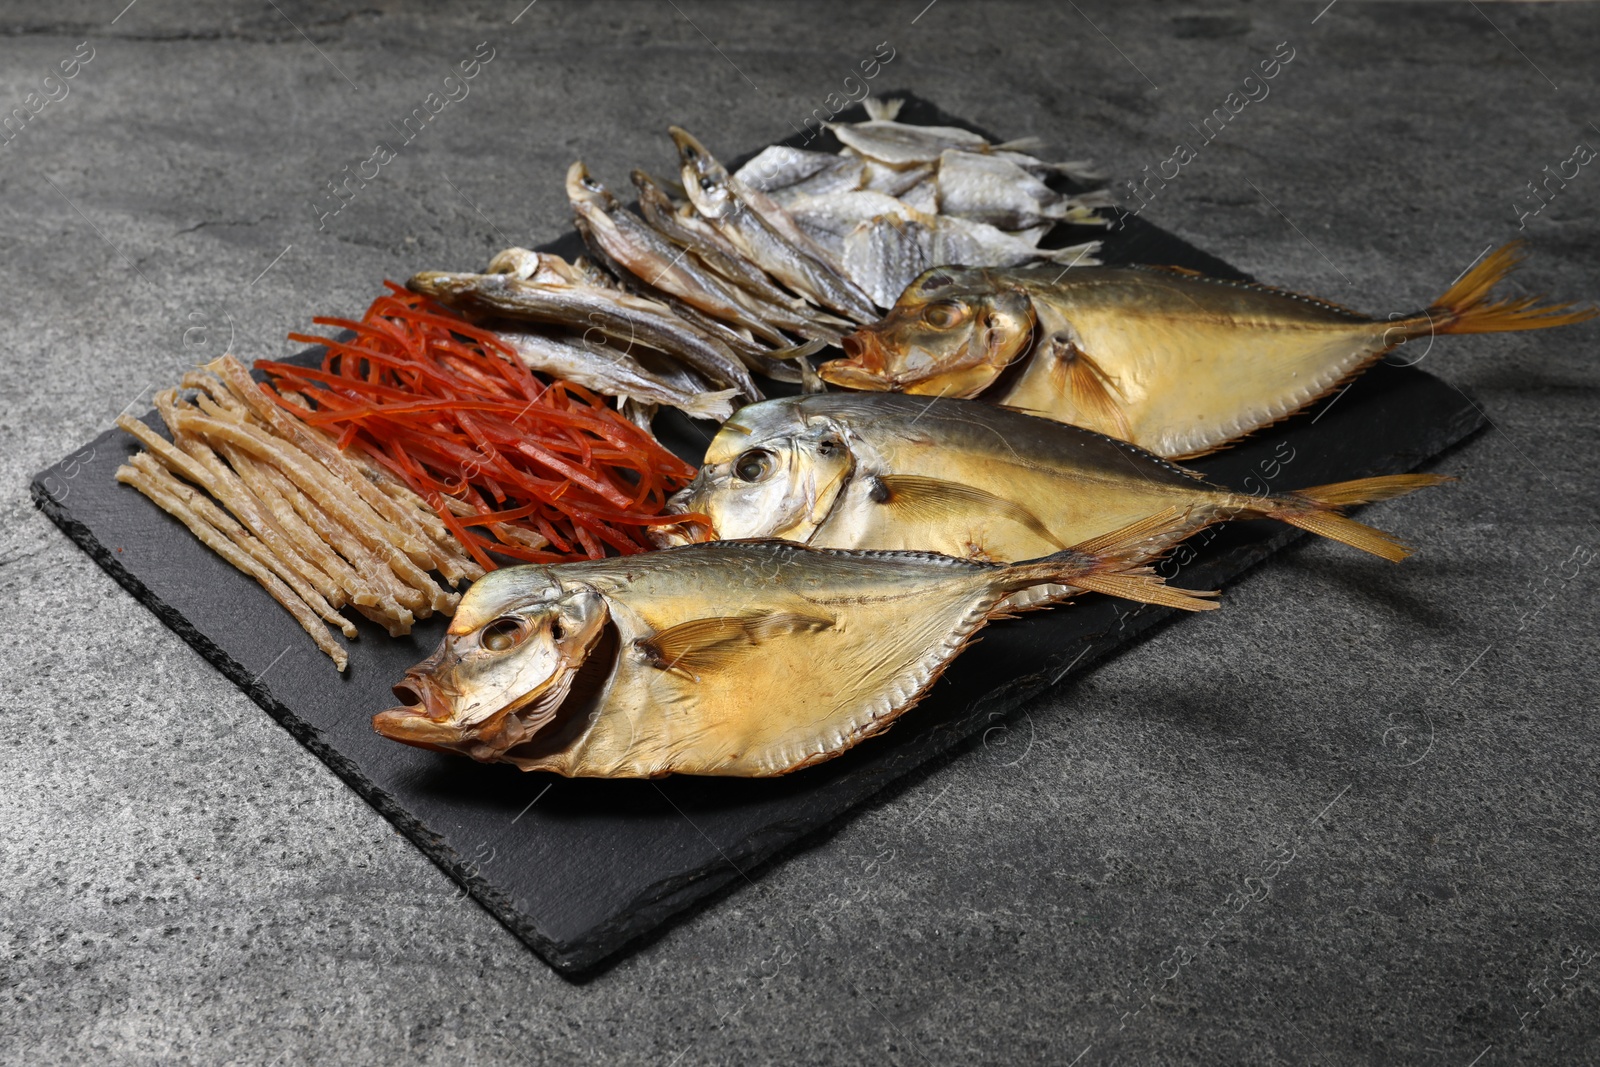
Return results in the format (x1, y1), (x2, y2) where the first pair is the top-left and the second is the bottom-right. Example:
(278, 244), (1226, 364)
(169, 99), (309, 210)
(2, 2), (1598, 1064)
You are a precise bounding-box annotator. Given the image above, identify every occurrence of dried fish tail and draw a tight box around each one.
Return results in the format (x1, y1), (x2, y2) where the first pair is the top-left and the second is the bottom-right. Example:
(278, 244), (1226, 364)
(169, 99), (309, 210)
(1251, 472), (1453, 563)
(1388, 241), (1598, 341)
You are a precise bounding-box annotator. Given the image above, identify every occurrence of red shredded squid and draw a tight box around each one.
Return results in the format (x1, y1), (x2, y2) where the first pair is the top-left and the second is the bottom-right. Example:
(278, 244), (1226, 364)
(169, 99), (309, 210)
(256, 282), (709, 570)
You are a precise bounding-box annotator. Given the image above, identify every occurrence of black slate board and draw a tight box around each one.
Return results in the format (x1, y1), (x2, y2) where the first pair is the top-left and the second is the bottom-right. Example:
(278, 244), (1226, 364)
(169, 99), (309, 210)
(29, 96), (1486, 975)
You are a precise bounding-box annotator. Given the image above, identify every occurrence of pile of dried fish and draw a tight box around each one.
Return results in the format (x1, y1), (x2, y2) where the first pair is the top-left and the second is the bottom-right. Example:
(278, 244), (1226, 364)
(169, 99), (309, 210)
(408, 98), (1111, 406)
(115, 356), (479, 670)
(410, 249), (760, 421)
(734, 98), (1110, 307)
(822, 243), (1598, 457)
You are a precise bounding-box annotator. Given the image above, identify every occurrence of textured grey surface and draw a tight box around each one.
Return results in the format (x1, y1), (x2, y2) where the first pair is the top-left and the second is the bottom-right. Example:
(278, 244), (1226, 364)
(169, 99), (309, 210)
(2, 2), (1597, 1064)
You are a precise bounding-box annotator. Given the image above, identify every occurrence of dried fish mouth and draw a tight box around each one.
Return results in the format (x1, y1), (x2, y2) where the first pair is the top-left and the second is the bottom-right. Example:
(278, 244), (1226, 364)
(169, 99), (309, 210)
(824, 269), (1037, 394)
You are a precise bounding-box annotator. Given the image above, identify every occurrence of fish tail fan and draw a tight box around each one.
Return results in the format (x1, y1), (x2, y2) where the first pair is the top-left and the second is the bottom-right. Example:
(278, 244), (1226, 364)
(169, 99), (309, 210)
(1000, 507), (1220, 613)
(1069, 570), (1222, 612)
(862, 96), (904, 122)
(1398, 241), (1598, 338)
(1266, 473), (1453, 562)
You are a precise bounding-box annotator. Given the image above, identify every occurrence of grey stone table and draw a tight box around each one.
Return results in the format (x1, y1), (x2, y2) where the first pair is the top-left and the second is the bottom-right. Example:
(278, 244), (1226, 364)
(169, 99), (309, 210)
(2, 2), (1596, 1063)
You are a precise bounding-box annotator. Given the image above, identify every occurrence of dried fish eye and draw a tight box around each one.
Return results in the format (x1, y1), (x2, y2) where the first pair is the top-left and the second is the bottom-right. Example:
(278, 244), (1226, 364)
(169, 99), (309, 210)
(549, 619), (564, 641)
(922, 301), (966, 329)
(699, 176), (717, 191)
(733, 449), (775, 483)
(816, 438), (839, 456)
(480, 616), (529, 653)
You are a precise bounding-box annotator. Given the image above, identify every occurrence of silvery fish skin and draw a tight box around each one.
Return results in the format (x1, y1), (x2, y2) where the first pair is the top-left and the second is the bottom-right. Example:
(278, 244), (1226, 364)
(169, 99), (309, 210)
(829, 119), (998, 168)
(371, 537), (1216, 777)
(569, 161), (832, 349)
(407, 268), (762, 403)
(734, 145), (867, 205)
(495, 330), (739, 422)
(841, 217), (936, 310)
(786, 190), (919, 253)
(670, 126), (881, 320)
(631, 169), (848, 338)
(934, 150), (1111, 230)
(657, 393), (1449, 568)
(924, 215), (1101, 272)
(822, 248), (1597, 458)
(831, 114), (1103, 184)
(785, 191), (1098, 310)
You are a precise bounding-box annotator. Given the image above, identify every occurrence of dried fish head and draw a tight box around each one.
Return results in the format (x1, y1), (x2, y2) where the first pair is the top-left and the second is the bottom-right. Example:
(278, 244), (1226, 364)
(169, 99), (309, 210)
(373, 569), (610, 762)
(659, 402), (855, 545)
(566, 160), (619, 214)
(822, 267), (1034, 396)
(670, 126), (739, 221)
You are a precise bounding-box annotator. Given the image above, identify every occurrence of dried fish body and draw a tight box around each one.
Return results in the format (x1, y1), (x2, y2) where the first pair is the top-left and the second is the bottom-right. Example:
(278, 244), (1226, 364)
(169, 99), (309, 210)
(897, 177), (939, 214)
(661, 393), (1450, 567)
(926, 215), (1101, 272)
(823, 246), (1597, 457)
(831, 106), (1103, 185)
(632, 169), (832, 322)
(784, 190), (1097, 307)
(734, 145), (866, 205)
(570, 162), (809, 348)
(785, 190), (921, 254)
(407, 268), (762, 402)
(670, 126), (880, 321)
(854, 156), (936, 198)
(841, 216), (934, 309)
(495, 329), (739, 422)
(372, 533), (1216, 777)
(935, 150), (1111, 230)
(828, 118), (1000, 168)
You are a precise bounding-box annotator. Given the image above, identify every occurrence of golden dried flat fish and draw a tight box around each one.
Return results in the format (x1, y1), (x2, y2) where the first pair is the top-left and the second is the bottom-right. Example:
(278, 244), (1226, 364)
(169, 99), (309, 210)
(658, 393), (1448, 566)
(821, 244), (1596, 458)
(371, 533), (1217, 777)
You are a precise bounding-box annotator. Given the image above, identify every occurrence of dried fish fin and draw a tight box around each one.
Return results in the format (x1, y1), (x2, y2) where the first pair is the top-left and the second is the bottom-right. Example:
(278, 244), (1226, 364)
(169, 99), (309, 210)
(874, 474), (1066, 551)
(1264, 472), (1455, 563)
(1042, 333), (1130, 442)
(1067, 569), (1220, 613)
(1065, 506), (1197, 559)
(862, 96), (903, 121)
(999, 508), (1219, 613)
(637, 611), (833, 678)
(1399, 240), (1598, 337)
(797, 354), (827, 394)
